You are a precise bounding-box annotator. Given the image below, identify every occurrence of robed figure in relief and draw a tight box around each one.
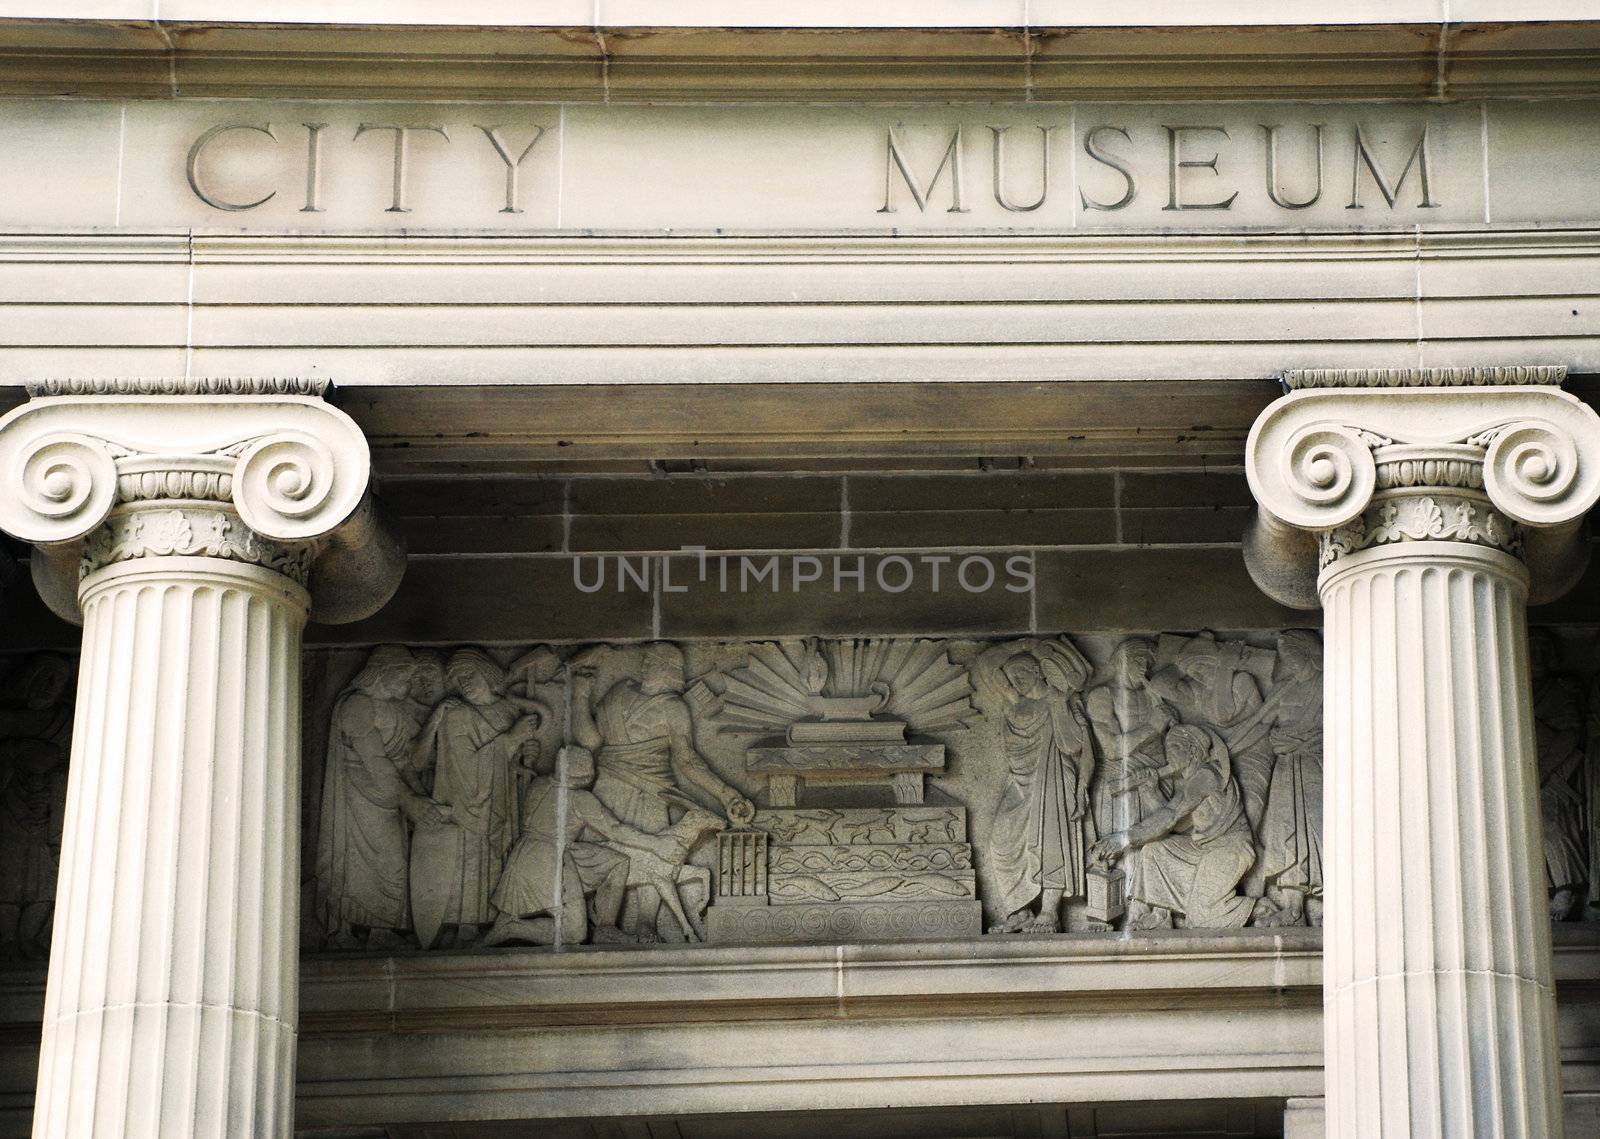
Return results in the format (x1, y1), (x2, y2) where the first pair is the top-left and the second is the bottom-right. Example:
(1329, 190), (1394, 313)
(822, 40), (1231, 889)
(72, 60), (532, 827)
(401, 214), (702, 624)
(1253, 631), (1325, 927)
(1531, 632), (1588, 920)
(410, 648), (548, 947)
(1085, 637), (1176, 840)
(315, 645), (447, 950)
(977, 637), (1097, 934)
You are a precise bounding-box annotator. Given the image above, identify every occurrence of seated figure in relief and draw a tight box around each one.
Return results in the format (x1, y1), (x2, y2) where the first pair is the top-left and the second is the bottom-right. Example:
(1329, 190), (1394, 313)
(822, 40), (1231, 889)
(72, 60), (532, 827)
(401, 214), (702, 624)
(486, 745), (688, 947)
(1532, 631), (1587, 921)
(1090, 724), (1261, 930)
(315, 645), (449, 951)
(571, 642), (751, 941)
(1150, 634), (1277, 860)
(976, 637), (1098, 934)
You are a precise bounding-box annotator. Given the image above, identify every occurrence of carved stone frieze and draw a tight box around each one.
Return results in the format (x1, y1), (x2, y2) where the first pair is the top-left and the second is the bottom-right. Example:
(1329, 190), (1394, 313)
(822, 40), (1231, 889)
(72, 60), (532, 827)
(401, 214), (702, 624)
(17, 624), (1600, 963)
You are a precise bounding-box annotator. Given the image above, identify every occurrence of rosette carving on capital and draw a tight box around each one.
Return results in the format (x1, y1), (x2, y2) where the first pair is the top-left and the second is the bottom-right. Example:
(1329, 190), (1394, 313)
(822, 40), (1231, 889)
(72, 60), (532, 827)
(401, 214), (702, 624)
(0, 377), (404, 624)
(1245, 367), (1600, 608)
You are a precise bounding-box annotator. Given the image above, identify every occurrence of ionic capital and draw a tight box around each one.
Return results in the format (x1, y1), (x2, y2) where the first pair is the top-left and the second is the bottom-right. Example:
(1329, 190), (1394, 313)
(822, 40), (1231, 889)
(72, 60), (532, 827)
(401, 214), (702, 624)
(0, 377), (405, 624)
(1244, 366), (1600, 608)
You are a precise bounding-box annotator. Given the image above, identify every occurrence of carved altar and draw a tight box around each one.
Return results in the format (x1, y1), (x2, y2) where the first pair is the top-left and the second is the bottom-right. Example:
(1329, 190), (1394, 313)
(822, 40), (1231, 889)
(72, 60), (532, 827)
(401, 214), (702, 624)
(705, 639), (983, 943)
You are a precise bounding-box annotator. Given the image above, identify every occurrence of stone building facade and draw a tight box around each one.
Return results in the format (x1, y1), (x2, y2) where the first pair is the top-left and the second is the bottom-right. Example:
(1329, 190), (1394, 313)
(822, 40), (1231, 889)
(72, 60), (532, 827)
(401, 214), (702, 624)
(0, 5), (1599, 1138)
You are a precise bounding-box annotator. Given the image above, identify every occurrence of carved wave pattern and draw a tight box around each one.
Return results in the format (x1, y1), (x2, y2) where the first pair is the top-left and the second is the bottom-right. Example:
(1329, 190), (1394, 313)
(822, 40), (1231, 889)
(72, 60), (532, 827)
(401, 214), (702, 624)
(769, 843), (973, 875)
(769, 872), (976, 902)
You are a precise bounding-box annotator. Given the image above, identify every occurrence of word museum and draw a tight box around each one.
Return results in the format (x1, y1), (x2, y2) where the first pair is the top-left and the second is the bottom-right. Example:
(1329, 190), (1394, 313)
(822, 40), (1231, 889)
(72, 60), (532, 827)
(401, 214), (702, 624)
(3, 5), (1600, 1139)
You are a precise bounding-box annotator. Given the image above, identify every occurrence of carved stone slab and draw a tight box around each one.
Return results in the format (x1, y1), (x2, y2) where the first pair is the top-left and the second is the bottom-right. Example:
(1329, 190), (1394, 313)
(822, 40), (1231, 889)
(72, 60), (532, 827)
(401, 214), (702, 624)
(746, 742), (945, 772)
(787, 719), (907, 744)
(704, 899), (983, 944)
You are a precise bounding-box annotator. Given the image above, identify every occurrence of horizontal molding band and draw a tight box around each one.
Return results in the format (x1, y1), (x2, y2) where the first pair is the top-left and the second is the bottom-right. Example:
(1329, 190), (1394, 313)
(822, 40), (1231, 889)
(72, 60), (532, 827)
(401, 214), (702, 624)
(0, 14), (1597, 101)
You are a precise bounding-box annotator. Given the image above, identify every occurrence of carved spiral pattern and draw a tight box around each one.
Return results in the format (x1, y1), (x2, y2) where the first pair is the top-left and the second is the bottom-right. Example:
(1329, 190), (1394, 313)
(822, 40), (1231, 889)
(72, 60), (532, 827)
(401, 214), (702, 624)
(1483, 422), (1586, 526)
(1276, 425), (1377, 529)
(232, 430), (344, 540)
(12, 432), (117, 543)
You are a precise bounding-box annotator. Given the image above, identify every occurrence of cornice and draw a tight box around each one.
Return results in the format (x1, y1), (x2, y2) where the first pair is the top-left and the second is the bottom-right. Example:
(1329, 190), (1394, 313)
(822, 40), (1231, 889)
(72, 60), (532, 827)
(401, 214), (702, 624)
(0, 16), (1599, 101)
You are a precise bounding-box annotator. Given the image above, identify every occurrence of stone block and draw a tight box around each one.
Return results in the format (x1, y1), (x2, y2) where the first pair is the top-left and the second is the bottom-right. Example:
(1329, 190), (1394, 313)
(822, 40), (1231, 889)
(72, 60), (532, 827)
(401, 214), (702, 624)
(569, 475), (843, 552)
(705, 898), (983, 944)
(1033, 547), (1317, 632)
(656, 551), (1033, 638)
(1119, 469), (1254, 545)
(309, 555), (654, 644)
(848, 472), (1115, 549)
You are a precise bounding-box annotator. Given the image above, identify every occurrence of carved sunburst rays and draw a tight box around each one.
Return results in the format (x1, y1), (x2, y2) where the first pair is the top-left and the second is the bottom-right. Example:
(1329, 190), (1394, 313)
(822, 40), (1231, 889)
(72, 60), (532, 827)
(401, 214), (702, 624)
(717, 638), (978, 736)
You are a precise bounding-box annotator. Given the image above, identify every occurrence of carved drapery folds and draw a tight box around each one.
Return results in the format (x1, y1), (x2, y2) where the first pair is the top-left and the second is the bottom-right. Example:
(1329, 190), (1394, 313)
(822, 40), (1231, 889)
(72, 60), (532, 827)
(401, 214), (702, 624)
(1245, 365), (1600, 608)
(0, 375), (404, 624)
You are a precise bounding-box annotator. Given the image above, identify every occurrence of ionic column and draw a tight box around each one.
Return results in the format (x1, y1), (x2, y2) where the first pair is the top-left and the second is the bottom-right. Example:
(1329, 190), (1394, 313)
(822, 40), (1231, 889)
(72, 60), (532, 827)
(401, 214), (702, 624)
(1245, 365), (1600, 1138)
(0, 377), (404, 1138)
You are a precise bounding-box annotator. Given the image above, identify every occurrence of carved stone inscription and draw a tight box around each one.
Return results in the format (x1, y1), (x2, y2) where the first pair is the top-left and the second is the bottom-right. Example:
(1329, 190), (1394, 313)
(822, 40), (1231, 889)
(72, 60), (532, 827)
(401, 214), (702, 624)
(9, 628), (1600, 957)
(881, 119), (1445, 219)
(25, 101), (1492, 231)
(178, 110), (1460, 226)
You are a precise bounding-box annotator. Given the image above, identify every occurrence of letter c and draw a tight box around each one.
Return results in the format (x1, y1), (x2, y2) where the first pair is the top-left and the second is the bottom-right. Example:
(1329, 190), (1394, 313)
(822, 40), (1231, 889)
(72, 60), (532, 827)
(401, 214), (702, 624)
(186, 122), (278, 212)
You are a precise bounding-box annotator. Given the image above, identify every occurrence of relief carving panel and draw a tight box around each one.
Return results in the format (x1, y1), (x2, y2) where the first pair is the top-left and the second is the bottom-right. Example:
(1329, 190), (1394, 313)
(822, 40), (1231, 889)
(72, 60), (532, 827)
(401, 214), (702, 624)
(4, 627), (1597, 958)
(299, 629), (1325, 947)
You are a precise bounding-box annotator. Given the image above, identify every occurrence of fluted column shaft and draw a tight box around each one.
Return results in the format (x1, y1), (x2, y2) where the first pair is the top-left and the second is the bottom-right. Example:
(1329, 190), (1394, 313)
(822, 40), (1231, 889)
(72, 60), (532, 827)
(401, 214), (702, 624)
(1321, 542), (1559, 1136)
(34, 555), (305, 1137)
